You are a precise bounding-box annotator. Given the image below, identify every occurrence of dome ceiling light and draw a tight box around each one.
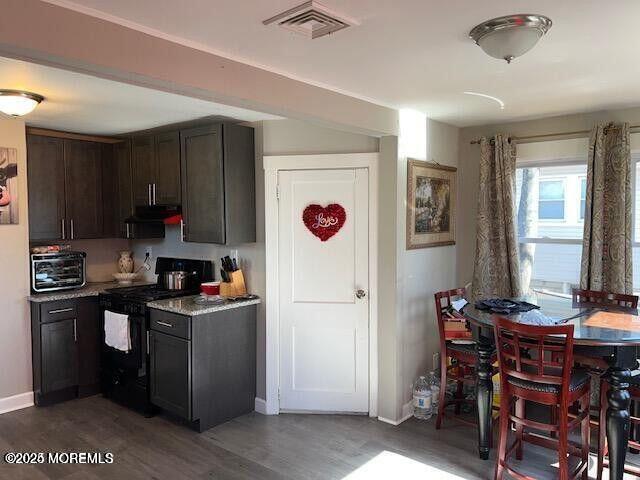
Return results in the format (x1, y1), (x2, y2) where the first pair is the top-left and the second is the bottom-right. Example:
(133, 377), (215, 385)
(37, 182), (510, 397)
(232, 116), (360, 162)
(0, 90), (44, 116)
(469, 14), (552, 63)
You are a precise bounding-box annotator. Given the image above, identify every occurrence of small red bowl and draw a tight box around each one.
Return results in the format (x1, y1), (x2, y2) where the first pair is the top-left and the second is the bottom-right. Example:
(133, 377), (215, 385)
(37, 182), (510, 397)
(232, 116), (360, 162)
(200, 281), (221, 296)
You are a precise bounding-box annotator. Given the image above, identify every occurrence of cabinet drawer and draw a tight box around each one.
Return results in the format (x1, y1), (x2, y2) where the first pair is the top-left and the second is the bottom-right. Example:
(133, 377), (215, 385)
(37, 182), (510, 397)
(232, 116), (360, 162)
(150, 310), (191, 339)
(40, 300), (78, 323)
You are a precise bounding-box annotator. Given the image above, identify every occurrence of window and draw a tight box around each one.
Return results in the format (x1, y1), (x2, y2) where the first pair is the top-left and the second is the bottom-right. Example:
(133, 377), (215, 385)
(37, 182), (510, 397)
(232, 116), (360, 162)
(516, 161), (587, 297)
(538, 179), (565, 220)
(580, 178), (587, 220)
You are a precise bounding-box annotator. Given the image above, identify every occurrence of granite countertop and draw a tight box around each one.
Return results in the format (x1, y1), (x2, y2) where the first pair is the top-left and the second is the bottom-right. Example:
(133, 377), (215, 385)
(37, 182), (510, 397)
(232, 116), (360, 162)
(147, 295), (261, 316)
(28, 281), (153, 303)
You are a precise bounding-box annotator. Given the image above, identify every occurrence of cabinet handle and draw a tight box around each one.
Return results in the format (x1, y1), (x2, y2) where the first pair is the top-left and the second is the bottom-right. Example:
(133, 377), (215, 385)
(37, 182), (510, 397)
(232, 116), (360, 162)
(156, 321), (173, 328)
(146, 330), (150, 354)
(126, 223), (130, 239)
(61, 218), (65, 240)
(180, 220), (186, 242)
(148, 184), (152, 206)
(73, 318), (77, 342)
(70, 219), (75, 240)
(48, 307), (74, 314)
(152, 183), (157, 205)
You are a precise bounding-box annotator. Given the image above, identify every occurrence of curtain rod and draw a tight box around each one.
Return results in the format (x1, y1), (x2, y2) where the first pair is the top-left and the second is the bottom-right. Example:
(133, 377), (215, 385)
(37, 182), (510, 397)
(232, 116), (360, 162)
(469, 124), (640, 144)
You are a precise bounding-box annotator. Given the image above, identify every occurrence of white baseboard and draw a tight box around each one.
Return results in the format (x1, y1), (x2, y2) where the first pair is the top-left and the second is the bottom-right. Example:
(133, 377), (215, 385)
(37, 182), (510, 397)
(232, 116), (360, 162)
(377, 401), (414, 426)
(254, 397), (268, 415)
(0, 392), (34, 415)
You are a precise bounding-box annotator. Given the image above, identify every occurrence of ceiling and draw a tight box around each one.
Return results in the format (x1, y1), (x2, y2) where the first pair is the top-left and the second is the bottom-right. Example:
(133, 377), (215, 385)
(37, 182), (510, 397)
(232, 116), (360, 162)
(42, 0), (640, 127)
(0, 56), (280, 135)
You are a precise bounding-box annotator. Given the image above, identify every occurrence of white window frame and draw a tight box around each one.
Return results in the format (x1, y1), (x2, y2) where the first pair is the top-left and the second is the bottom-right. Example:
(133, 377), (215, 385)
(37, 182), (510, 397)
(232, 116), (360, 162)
(578, 175), (587, 222)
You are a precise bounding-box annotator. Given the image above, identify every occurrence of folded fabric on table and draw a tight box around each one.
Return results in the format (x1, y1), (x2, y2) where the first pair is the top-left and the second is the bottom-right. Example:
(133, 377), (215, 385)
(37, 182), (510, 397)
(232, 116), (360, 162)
(475, 298), (540, 314)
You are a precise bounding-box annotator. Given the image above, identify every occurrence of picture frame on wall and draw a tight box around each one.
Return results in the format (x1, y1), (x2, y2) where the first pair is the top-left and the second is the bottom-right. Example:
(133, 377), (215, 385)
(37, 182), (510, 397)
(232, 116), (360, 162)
(0, 147), (19, 225)
(406, 159), (456, 249)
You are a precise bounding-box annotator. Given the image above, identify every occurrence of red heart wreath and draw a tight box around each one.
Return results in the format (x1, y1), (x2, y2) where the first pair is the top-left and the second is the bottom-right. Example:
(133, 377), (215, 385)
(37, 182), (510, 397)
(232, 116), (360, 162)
(302, 204), (346, 242)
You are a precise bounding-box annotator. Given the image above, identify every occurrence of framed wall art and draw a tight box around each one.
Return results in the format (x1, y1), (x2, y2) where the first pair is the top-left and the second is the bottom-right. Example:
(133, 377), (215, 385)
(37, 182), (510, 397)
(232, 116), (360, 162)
(0, 147), (18, 225)
(406, 159), (456, 249)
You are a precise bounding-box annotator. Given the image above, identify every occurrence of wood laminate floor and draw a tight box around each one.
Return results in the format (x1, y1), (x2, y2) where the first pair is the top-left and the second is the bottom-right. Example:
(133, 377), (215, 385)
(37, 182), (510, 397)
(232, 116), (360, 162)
(0, 395), (634, 479)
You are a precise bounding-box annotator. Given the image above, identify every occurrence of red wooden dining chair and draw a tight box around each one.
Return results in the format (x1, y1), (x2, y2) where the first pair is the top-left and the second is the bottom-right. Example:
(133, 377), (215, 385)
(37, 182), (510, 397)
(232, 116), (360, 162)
(494, 317), (590, 480)
(434, 287), (496, 429)
(572, 288), (638, 308)
(569, 289), (640, 459)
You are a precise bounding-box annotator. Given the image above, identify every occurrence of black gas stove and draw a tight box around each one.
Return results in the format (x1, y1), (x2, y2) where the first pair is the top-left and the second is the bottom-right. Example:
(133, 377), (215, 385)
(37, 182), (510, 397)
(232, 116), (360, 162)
(101, 284), (199, 314)
(99, 257), (213, 415)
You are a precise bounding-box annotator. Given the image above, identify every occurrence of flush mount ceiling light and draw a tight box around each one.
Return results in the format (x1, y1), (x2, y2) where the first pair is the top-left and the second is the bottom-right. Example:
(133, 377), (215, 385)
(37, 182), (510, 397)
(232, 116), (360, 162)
(469, 14), (552, 63)
(0, 90), (44, 116)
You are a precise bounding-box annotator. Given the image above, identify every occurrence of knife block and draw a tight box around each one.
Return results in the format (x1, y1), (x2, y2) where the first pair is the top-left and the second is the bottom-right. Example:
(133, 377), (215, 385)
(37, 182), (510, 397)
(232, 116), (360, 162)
(220, 269), (247, 296)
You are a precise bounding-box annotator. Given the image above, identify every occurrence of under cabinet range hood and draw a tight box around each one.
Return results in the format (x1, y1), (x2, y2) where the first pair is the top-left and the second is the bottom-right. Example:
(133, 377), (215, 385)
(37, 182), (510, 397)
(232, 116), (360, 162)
(123, 205), (181, 239)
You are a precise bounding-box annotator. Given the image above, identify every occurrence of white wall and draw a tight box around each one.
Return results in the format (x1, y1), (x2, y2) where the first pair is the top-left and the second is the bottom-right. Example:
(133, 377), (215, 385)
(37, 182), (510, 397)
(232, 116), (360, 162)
(0, 118), (31, 401)
(132, 118), (379, 401)
(396, 114), (460, 420)
(457, 105), (640, 286)
(377, 114), (459, 423)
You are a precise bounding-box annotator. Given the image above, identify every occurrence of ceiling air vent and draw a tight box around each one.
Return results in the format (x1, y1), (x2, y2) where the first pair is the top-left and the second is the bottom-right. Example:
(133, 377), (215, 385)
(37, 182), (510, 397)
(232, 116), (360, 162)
(263, 1), (356, 39)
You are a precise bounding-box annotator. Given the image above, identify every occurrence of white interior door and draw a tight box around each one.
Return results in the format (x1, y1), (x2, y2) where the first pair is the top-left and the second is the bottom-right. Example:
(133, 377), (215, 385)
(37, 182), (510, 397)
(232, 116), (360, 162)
(278, 168), (369, 413)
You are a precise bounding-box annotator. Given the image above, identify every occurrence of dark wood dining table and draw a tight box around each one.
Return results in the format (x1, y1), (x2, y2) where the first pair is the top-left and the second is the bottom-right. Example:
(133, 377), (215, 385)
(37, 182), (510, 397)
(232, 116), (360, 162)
(463, 293), (640, 480)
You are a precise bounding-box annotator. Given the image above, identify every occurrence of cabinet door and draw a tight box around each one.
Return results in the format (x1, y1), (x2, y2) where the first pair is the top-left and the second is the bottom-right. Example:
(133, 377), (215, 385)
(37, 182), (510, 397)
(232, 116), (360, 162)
(64, 140), (104, 239)
(154, 131), (181, 205)
(27, 135), (65, 240)
(114, 141), (133, 237)
(76, 299), (100, 389)
(180, 125), (225, 243)
(100, 143), (117, 238)
(149, 330), (192, 420)
(41, 319), (78, 393)
(131, 135), (154, 206)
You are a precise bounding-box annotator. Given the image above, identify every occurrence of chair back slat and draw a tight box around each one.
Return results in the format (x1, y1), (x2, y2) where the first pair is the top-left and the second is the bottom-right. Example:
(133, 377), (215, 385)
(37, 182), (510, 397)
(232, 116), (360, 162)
(572, 288), (638, 308)
(494, 316), (575, 398)
(434, 287), (467, 342)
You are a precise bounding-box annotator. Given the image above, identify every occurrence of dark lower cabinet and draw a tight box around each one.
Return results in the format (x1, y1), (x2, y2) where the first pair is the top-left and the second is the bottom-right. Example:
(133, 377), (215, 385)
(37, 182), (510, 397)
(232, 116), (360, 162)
(149, 304), (256, 432)
(41, 319), (78, 393)
(31, 297), (101, 405)
(149, 331), (191, 419)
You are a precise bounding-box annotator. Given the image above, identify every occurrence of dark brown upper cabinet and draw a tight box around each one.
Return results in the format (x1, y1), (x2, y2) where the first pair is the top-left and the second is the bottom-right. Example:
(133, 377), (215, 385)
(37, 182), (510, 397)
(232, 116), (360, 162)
(27, 135), (112, 241)
(27, 135), (65, 241)
(180, 124), (255, 245)
(132, 131), (181, 206)
(64, 140), (104, 239)
(113, 141), (133, 238)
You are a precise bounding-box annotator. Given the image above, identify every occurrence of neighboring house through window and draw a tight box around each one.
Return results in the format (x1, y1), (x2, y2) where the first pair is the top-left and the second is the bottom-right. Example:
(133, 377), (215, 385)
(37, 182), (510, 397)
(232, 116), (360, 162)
(538, 179), (565, 220)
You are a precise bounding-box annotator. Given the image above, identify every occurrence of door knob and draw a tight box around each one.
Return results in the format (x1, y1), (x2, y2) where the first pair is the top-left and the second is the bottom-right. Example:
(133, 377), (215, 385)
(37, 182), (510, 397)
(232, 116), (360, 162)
(355, 289), (366, 299)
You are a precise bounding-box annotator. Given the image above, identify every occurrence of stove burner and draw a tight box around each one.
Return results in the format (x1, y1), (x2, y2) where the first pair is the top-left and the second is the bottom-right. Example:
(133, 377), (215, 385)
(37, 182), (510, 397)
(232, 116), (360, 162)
(105, 284), (196, 302)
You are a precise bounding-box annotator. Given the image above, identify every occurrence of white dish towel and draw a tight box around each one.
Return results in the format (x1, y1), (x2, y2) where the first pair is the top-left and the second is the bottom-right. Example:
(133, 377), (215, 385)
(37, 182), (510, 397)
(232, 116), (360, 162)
(104, 310), (131, 352)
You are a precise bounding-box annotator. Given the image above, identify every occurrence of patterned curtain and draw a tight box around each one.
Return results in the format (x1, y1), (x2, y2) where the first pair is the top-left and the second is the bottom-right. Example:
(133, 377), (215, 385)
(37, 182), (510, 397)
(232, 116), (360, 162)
(580, 123), (633, 294)
(472, 135), (522, 300)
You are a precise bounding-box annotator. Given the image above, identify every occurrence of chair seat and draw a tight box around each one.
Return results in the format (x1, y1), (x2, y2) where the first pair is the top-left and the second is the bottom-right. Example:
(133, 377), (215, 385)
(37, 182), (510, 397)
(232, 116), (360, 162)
(446, 342), (476, 354)
(508, 368), (590, 394)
